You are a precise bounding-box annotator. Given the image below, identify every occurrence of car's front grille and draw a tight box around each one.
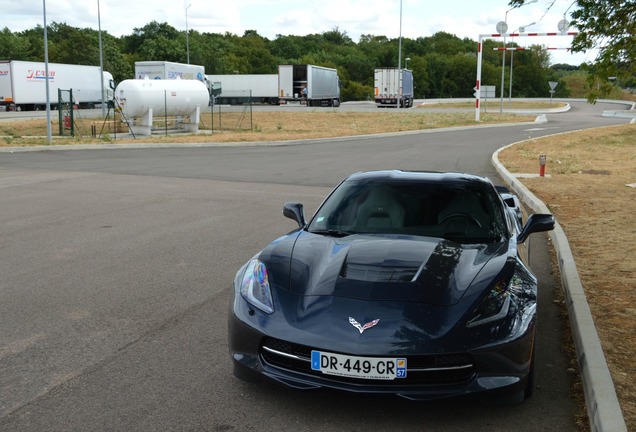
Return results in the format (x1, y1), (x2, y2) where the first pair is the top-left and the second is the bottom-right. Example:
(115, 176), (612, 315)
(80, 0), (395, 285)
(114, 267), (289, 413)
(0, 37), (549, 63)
(260, 337), (476, 385)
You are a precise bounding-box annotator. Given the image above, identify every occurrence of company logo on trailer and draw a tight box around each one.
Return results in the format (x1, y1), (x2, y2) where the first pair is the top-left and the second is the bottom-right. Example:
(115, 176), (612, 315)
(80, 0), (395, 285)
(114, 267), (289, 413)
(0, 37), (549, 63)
(0, 70), (9, 77)
(26, 69), (56, 80)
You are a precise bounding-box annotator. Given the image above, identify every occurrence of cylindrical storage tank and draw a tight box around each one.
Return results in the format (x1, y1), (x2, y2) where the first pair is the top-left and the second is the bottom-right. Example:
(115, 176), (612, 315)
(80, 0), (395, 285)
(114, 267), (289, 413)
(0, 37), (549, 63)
(115, 78), (209, 118)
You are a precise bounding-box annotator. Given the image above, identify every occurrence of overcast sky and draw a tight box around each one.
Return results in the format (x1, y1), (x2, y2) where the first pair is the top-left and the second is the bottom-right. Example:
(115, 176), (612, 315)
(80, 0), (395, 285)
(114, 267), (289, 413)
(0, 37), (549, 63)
(0, 0), (597, 66)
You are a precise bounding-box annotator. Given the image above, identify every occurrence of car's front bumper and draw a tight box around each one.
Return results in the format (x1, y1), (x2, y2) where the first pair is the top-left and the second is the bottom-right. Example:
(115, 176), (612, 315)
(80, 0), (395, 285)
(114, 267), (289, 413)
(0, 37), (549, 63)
(228, 308), (534, 402)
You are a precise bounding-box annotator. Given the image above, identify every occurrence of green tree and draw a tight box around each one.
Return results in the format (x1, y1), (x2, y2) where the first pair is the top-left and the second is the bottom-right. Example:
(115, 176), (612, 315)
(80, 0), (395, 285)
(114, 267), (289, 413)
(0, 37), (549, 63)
(342, 80), (373, 102)
(100, 33), (132, 83)
(0, 27), (32, 60)
(193, 32), (234, 74)
(19, 26), (48, 61)
(337, 52), (375, 85)
(47, 23), (99, 65)
(122, 21), (185, 63)
(322, 27), (354, 46)
(447, 54), (477, 97)
(232, 31), (277, 74)
(409, 56), (430, 98)
(269, 35), (306, 63)
(424, 32), (471, 56)
(358, 34), (399, 68)
(423, 53), (452, 98)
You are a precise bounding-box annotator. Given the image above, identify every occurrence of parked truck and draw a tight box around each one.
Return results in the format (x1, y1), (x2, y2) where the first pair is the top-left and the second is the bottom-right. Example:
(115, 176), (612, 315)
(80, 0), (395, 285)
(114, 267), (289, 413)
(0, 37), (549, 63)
(206, 74), (279, 105)
(0, 60), (114, 111)
(278, 64), (340, 107)
(374, 67), (414, 108)
(135, 61), (206, 82)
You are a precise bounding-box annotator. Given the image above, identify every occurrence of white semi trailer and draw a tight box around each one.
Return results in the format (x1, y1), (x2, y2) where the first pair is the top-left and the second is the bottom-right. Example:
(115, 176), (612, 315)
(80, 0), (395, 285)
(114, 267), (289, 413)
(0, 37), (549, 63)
(278, 64), (340, 107)
(374, 67), (414, 108)
(0, 60), (114, 111)
(206, 74), (279, 105)
(134, 61), (206, 82)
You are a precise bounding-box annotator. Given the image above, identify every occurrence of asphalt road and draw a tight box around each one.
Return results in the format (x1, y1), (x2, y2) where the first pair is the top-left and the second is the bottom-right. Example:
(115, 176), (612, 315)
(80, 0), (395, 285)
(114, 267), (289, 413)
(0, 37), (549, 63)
(0, 101), (630, 431)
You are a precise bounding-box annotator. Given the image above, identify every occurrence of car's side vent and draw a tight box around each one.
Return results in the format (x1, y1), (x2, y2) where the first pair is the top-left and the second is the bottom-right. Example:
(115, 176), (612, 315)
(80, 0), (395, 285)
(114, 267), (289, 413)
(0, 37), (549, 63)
(340, 262), (418, 282)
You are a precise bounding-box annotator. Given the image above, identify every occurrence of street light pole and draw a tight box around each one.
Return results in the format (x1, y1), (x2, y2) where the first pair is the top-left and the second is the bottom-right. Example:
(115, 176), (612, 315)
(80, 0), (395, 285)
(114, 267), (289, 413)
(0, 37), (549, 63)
(498, 0), (537, 113)
(98, 0), (105, 117)
(509, 22), (535, 108)
(42, 0), (52, 143)
(499, 7), (513, 113)
(397, 0), (403, 108)
(185, 3), (192, 64)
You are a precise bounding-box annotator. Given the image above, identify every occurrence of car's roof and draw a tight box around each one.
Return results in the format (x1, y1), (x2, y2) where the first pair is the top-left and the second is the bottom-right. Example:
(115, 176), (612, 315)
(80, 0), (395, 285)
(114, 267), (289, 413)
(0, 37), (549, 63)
(345, 170), (494, 186)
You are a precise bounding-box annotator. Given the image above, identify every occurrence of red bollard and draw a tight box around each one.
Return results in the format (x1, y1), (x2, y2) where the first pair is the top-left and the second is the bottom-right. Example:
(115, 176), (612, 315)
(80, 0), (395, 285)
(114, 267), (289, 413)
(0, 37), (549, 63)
(539, 154), (546, 177)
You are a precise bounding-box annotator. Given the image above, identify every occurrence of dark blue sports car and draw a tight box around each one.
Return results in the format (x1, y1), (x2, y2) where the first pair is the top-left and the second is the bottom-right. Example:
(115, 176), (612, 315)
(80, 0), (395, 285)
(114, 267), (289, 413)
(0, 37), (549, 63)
(228, 170), (554, 402)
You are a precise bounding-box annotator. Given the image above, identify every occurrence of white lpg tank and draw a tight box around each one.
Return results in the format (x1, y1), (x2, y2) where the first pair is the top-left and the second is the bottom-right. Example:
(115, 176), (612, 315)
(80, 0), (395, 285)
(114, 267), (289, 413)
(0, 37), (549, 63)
(115, 78), (209, 118)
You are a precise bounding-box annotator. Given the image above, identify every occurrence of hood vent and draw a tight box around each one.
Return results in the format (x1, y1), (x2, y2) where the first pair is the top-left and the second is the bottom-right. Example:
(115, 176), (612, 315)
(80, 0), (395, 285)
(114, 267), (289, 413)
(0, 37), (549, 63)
(340, 262), (419, 283)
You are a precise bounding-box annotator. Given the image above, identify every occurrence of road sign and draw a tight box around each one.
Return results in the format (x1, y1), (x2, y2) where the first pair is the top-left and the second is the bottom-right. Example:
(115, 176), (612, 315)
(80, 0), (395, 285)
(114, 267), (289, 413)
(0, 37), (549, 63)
(481, 85), (496, 98)
(496, 21), (508, 34)
(474, 86), (495, 98)
(548, 81), (558, 104)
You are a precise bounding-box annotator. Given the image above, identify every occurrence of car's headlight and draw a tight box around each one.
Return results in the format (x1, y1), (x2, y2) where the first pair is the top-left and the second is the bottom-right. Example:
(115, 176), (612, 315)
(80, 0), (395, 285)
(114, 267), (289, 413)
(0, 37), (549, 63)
(240, 259), (274, 314)
(466, 278), (512, 328)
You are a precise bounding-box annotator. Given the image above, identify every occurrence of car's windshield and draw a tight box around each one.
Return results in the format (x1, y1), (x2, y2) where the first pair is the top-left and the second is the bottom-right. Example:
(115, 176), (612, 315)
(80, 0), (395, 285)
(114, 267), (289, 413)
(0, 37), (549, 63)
(307, 180), (508, 243)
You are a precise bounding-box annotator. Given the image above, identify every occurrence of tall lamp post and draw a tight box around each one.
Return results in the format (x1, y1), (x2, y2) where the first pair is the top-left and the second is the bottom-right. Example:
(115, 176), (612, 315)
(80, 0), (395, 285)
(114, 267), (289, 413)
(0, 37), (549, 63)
(508, 22), (535, 108)
(497, 0), (537, 113)
(185, 3), (192, 64)
(42, 0), (52, 143)
(397, 0), (403, 108)
(98, 0), (105, 117)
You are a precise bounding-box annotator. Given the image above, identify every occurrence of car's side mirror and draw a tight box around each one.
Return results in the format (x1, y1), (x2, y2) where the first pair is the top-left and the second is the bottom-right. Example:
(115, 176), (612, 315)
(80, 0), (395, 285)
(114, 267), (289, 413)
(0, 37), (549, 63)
(517, 214), (555, 244)
(283, 202), (306, 228)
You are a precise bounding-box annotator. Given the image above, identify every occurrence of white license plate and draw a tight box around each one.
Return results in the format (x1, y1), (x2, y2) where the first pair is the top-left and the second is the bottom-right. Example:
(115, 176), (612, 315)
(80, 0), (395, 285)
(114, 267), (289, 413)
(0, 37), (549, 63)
(311, 351), (407, 380)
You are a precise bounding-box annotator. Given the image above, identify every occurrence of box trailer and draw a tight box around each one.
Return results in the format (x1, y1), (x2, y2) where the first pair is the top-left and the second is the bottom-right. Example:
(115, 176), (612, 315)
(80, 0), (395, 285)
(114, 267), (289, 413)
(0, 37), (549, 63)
(278, 64), (340, 107)
(205, 74), (279, 105)
(0, 60), (114, 111)
(135, 61), (206, 82)
(374, 68), (414, 108)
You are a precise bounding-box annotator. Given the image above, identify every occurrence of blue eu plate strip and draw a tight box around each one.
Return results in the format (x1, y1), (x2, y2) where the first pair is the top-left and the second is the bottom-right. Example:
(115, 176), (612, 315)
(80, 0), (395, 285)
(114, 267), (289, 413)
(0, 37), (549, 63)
(311, 351), (321, 371)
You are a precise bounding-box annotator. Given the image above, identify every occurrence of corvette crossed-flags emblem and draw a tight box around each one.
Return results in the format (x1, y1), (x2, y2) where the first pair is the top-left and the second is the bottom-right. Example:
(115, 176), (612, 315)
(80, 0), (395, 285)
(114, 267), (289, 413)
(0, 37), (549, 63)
(349, 317), (380, 334)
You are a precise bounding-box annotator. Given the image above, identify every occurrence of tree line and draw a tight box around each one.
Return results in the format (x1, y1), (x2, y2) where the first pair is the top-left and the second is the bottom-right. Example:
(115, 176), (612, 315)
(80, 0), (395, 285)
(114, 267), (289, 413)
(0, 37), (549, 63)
(1, 22), (580, 101)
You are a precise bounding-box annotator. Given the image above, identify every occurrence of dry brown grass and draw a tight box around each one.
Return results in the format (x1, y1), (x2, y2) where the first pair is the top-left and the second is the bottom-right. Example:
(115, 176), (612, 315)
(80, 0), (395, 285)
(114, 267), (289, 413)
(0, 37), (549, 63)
(0, 111), (534, 147)
(498, 124), (636, 431)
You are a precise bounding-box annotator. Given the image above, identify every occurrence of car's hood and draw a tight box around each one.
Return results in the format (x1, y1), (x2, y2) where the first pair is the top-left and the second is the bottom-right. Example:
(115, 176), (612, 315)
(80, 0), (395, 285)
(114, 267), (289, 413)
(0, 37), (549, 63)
(264, 231), (508, 306)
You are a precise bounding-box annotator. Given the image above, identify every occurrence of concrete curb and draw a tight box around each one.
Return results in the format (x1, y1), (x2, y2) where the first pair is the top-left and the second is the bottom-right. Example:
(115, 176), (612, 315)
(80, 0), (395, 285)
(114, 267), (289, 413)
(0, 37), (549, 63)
(492, 143), (627, 432)
(601, 110), (636, 119)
